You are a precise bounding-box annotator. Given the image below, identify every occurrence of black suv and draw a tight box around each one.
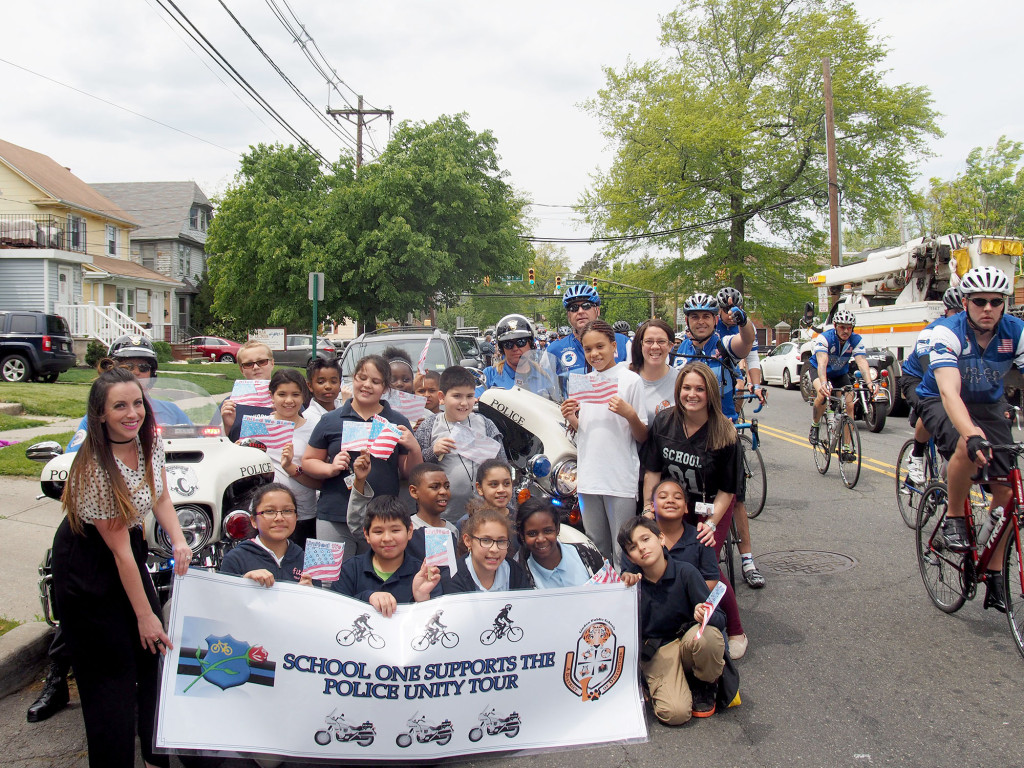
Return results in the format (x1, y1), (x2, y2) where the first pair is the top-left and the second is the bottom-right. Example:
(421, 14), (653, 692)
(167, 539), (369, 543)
(0, 311), (76, 382)
(340, 327), (481, 381)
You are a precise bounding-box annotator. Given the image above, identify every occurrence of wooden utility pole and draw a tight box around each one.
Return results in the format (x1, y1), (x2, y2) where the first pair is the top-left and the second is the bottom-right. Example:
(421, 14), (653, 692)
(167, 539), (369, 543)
(327, 96), (394, 169)
(822, 57), (841, 269)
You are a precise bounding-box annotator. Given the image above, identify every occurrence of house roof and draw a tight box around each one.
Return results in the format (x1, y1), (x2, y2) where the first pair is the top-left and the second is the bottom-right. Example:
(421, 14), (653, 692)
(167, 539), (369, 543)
(90, 181), (211, 246)
(0, 139), (137, 227)
(85, 254), (182, 287)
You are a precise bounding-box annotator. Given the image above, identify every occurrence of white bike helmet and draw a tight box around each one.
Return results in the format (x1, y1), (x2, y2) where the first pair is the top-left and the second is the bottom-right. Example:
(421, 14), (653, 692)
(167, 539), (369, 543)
(833, 309), (857, 327)
(959, 266), (1013, 296)
(683, 292), (719, 314)
(942, 285), (964, 311)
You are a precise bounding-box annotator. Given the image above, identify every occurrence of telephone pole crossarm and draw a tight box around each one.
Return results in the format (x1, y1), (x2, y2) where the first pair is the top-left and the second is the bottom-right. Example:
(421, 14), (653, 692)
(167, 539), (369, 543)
(327, 94), (394, 169)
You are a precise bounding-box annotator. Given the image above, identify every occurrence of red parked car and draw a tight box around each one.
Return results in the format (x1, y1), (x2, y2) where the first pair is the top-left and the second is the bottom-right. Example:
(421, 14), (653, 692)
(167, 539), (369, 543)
(187, 336), (242, 363)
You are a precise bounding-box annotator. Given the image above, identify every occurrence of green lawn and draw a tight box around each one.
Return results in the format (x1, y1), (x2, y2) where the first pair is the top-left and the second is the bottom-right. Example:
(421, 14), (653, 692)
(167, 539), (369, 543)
(0, 616), (22, 638)
(0, 414), (48, 430)
(0, 384), (89, 416)
(0, 431), (74, 476)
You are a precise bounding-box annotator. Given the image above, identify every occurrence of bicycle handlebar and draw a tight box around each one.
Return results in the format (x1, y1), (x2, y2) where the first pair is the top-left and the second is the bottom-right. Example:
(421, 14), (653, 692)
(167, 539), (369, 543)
(736, 392), (765, 413)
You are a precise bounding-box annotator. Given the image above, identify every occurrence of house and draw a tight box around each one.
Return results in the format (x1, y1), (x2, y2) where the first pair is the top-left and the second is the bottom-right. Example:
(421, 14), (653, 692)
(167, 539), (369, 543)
(90, 182), (213, 341)
(0, 138), (181, 348)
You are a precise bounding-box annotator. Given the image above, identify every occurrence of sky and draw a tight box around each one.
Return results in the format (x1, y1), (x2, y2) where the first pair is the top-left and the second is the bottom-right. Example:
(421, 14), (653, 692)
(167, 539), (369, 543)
(2, 0), (1022, 269)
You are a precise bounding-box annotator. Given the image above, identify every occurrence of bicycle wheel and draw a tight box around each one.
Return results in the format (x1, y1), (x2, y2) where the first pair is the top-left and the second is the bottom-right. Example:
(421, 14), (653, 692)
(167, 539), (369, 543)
(480, 629), (497, 646)
(896, 439), (925, 529)
(441, 631), (459, 649)
(739, 435), (767, 519)
(336, 630), (356, 647)
(915, 481), (967, 613)
(507, 626), (524, 642)
(718, 521), (737, 588)
(367, 633), (385, 650)
(812, 419), (831, 474)
(1004, 528), (1024, 660)
(838, 417), (861, 489)
(411, 634), (430, 652)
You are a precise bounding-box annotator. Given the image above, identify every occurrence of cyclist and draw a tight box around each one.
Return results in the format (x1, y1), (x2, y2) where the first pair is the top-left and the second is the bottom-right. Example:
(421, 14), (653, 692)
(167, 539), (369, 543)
(716, 287), (765, 408)
(494, 603), (513, 635)
(477, 314), (536, 394)
(353, 613), (372, 639)
(900, 286), (964, 484)
(808, 309), (877, 452)
(426, 609), (447, 640)
(547, 284), (628, 376)
(613, 320), (633, 340)
(915, 266), (1023, 611)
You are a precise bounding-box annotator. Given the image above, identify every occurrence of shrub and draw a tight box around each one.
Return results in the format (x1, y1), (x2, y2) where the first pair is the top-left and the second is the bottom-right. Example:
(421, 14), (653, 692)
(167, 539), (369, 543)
(84, 341), (107, 368)
(153, 341), (173, 363)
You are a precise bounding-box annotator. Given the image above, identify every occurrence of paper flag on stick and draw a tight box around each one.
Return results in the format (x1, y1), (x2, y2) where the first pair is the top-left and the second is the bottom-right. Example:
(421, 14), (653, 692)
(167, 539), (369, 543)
(367, 415), (402, 459)
(230, 379), (272, 408)
(416, 337), (431, 375)
(339, 421), (371, 452)
(423, 528), (458, 574)
(449, 423), (502, 464)
(694, 581), (728, 640)
(239, 415), (294, 450)
(385, 390), (430, 423)
(567, 373), (618, 405)
(586, 560), (622, 585)
(302, 539), (345, 582)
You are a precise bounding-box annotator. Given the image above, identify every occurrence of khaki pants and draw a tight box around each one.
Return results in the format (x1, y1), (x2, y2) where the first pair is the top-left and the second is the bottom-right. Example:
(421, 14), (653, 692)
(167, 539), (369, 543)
(641, 625), (725, 725)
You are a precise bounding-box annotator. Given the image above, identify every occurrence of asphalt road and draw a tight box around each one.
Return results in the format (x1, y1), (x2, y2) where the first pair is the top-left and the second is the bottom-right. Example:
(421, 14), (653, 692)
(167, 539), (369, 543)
(3, 386), (1024, 767)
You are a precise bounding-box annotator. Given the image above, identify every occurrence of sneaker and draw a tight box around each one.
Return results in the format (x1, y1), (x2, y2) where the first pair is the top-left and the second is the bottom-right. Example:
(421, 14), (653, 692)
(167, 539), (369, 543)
(907, 455), (926, 486)
(690, 677), (717, 718)
(808, 424), (819, 446)
(742, 566), (766, 590)
(942, 516), (971, 552)
(728, 633), (748, 660)
(984, 572), (1007, 613)
(840, 444), (856, 462)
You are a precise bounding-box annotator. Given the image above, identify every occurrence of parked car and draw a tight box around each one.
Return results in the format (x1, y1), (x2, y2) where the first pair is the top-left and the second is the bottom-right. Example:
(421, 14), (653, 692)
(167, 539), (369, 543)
(0, 310), (76, 383)
(759, 341), (801, 389)
(453, 333), (485, 368)
(275, 334), (337, 368)
(186, 336), (242, 363)
(340, 327), (480, 382)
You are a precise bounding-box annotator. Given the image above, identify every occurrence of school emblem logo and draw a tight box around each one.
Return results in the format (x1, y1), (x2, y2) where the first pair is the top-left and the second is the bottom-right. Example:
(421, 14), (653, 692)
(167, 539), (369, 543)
(177, 633), (275, 692)
(562, 619), (625, 701)
(166, 465), (198, 497)
(560, 349), (578, 368)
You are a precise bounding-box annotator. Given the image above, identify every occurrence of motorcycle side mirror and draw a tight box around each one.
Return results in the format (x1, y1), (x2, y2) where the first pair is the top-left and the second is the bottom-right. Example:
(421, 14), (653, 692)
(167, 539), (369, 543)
(26, 441), (63, 463)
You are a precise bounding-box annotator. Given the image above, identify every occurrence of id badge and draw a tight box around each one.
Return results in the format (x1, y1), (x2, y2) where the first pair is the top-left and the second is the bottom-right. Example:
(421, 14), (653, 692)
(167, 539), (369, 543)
(344, 474), (355, 490)
(694, 501), (714, 518)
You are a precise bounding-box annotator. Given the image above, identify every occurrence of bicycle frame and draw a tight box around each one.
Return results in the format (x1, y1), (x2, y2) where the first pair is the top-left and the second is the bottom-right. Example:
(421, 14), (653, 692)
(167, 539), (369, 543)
(734, 393), (763, 450)
(962, 465), (1023, 576)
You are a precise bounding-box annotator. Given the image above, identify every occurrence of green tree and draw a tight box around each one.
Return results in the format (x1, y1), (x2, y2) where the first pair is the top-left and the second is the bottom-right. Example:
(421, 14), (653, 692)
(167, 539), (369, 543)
(583, 0), (940, 294)
(922, 136), (1024, 238)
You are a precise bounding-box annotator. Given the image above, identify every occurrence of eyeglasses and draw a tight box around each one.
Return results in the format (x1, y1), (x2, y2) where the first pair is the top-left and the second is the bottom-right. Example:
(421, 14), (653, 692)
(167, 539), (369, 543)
(470, 535), (511, 550)
(499, 338), (530, 351)
(255, 508), (297, 518)
(117, 362), (153, 374)
(642, 339), (670, 348)
(969, 297), (1005, 309)
(240, 358), (272, 370)
(567, 302), (596, 313)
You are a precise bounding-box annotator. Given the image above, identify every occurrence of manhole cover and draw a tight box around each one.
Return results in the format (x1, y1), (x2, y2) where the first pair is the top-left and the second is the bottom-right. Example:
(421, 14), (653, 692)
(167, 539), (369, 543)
(756, 550), (857, 575)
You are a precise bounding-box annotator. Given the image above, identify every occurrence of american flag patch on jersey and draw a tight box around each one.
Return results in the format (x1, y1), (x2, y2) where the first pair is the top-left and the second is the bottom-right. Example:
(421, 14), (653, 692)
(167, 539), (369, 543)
(999, 338), (1014, 353)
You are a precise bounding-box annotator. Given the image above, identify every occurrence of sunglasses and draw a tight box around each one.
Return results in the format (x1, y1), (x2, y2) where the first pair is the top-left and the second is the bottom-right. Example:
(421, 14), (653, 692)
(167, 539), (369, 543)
(969, 297), (1005, 309)
(499, 338), (530, 351)
(117, 362), (153, 374)
(240, 358), (272, 370)
(567, 302), (596, 313)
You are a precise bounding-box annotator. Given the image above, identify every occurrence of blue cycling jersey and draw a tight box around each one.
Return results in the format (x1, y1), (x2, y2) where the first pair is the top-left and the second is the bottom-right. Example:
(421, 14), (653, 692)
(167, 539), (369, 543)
(671, 333), (741, 419)
(716, 319), (759, 352)
(915, 311), (1024, 404)
(809, 328), (866, 374)
(66, 398), (193, 453)
(546, 332), (628, 376)
(900, 317), (948, 379)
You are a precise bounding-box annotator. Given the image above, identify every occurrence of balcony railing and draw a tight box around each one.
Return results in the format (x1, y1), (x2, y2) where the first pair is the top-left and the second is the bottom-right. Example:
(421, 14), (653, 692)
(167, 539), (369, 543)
(0, 214), (81, 251)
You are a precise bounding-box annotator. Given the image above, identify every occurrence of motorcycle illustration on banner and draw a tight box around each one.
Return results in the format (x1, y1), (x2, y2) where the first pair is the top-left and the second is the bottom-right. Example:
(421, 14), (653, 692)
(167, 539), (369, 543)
(314, 709), (375, 747)
(468, 706), (521, 741)
(395, 713), (454, 747)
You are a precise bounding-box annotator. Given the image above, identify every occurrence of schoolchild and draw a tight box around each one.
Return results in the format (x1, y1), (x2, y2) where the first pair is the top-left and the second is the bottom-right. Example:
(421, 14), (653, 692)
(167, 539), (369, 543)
(447, 508), (532, 593)
(219, 484), (311, 587)
(220, 340), (275, 442)
(560, 319), (648, 563)
(305, 357), (343, 418)
(618, 517), (732, 724)
(473, 459), (514, 513)
(333, 496), (442, 616)
(515, 498), (604, 589)
(416, 366), (507, 523)
(414, 371), (442, 414)
(408, 462), (459, 534)
(384, 346), (416, 394)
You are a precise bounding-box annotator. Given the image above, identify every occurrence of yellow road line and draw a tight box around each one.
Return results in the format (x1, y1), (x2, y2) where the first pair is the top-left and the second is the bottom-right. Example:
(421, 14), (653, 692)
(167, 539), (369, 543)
(756, 423), (896, 479)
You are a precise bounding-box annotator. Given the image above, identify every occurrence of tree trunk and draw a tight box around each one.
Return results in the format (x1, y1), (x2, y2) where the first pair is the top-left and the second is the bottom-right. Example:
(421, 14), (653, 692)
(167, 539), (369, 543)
(729, 192), (747, 295)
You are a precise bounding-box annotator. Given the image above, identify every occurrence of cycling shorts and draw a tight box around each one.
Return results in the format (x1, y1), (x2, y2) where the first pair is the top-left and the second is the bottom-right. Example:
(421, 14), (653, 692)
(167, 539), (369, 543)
(916, 397), (1013, 475)
(900, 374), (922, 425)
(810, 369), (851, 389)
(735, 437), (747, 504)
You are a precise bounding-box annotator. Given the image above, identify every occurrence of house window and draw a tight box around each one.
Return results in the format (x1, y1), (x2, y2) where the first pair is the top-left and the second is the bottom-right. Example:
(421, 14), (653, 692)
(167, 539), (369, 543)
(106, 225), (118, 257)
(177, 245), (187, 278)
(189, 205), (208, 232)
(115, 287), (136, 318)
(68, 215), (86, 253)
(142, 243), (156, 270)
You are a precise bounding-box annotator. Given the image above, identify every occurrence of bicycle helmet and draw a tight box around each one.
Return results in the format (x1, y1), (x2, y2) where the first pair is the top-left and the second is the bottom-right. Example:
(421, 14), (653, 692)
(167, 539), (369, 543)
(562, 284), (601, 308)
(108, 334), (158, 375)
(495, 314), (535, 343)
(942, 285), (964, 311)
(833, 309), (857, 327)
(959, 266), (1013, 296)
(717, 287), (743, 308)
(504, 604), (512, 610)
(683, 292), (719, 314)
(612, 320), (631, 334)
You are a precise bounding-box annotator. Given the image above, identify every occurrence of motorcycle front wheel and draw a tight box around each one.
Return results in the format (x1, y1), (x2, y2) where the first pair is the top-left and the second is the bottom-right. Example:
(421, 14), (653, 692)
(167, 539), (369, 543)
(437, 733), (452, 746)
(469, 727), (483, 742)
(314, 730), (331, 746)
(357, 736), (374, 747)
(396, 733), (412, 748)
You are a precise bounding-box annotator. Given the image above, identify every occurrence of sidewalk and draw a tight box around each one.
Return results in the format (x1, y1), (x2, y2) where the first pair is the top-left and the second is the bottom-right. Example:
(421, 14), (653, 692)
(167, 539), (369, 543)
(0, 416), (81, 444)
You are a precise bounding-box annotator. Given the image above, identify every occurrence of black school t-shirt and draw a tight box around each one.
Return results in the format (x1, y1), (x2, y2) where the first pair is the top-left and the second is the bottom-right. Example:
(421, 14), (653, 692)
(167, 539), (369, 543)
(307, 400), (411, 523)
(641, 410), (739, 504)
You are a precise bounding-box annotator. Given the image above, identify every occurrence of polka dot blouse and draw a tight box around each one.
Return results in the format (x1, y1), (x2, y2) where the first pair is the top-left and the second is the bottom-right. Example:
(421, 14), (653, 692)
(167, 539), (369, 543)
(75, 437), (165, 527)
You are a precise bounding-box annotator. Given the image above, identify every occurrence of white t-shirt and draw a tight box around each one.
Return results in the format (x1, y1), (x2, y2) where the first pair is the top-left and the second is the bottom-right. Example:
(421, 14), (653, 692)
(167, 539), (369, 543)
(575, 362), (647, 498)
(266, 415), (318, 521)
(640, 368), (677, 426)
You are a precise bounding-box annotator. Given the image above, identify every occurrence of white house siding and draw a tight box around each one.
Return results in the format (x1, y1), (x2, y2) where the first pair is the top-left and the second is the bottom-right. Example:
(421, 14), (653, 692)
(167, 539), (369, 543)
(0, 258), (45, 311)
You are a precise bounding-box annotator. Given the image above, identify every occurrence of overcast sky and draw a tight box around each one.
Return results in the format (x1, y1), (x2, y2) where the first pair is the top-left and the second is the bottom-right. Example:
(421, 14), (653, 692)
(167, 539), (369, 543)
(2, 0), (1021, 267)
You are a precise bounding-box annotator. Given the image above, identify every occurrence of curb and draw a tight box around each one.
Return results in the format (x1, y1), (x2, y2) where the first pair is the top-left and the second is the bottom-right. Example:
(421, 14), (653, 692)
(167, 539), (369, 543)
(0, 622), (53, 699)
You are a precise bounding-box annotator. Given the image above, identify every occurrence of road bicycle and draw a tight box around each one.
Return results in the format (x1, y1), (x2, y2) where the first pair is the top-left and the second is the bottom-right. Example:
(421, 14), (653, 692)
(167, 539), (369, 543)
(915, 442), (1024, 658)
(734, 393), (767, 519)
(811, 384), (863, 489)
(480, 623), (523, 645)
(895, 437), (941, 528)
(411, 627), (460, 651)
(336, 626), (385, 649)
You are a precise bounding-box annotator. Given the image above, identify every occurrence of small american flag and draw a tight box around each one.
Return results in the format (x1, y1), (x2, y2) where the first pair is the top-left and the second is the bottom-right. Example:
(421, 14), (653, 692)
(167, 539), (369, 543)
(694, 581), (727, 640)
(568, 373), (619, 405)
(339, 422), (372, 452)
(231, 379), (273, 408)
(423, 528), (458, 573)
(999, 338), (1015, 353)
(368, 415), (402, 459)
(416, 337), (432, 374)
(239, 416), (294, 450)
(302, 539), (345, 582)
(586, 560), (622, 585)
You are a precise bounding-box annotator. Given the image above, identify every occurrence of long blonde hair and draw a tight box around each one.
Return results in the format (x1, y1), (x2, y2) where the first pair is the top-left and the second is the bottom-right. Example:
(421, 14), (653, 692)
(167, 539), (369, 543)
(63, 367), (157, 534)
(673, 362), (736, 451)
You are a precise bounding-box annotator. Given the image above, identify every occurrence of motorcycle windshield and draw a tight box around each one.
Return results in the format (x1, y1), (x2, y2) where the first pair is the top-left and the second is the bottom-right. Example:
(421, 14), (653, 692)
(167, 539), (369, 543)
(514, 350), (564, 403)
(148, 378), (223, 437)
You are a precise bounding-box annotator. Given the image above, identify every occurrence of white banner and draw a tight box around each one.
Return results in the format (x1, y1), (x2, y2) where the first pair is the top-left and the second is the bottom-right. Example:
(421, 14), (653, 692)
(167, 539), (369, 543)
(156, 571), (646, 761)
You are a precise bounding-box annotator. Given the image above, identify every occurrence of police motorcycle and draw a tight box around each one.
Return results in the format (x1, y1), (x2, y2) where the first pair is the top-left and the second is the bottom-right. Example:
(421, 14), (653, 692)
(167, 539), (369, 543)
(468, 707), (521, 741)
(314, 710), (376, 747)
(396, 713), (454, 747)
(29, 378), (274, 623)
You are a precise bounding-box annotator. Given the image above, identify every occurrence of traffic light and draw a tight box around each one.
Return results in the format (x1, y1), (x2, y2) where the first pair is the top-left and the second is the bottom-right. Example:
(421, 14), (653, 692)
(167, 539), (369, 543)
(592, 278), (598, 288)
(555, 275), (563, 290)
(528, 268), (535, 285)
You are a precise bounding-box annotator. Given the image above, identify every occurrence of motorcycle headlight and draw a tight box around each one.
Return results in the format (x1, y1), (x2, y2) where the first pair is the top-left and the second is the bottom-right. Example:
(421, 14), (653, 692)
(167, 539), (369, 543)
(158, 504), (211, 552)
(868, 368), (878, 381)
(551, 459), (578, 497)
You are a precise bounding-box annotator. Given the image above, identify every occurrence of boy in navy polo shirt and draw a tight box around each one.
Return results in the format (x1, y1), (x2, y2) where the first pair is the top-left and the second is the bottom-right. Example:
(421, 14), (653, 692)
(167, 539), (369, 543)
(333, 496), (442, 616)
(618, 517), (727, 724)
